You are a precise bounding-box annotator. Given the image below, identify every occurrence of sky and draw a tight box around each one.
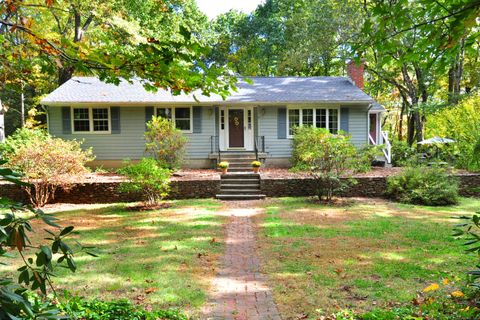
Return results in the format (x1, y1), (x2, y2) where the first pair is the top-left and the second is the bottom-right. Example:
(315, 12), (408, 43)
(196, 0), (265, 19)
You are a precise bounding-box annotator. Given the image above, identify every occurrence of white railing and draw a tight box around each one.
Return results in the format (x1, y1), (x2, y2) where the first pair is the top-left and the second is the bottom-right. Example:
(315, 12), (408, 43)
(381, 131), (392, 164)
(369, 131), (392, 164)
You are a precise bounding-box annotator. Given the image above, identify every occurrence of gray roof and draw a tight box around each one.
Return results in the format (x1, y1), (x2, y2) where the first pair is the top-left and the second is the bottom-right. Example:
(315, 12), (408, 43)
(370, 102), (386, 112)
(41, 76), (375, 105)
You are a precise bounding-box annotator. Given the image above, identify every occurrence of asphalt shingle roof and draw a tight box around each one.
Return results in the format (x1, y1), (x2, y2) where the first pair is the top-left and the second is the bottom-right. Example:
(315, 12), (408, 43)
(41, 76), (375, 105)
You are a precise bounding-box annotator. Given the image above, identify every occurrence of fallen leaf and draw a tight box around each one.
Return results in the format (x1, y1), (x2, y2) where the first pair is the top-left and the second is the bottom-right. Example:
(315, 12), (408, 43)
(145, 287), (156, 294)
(422, 283), (439, 292)
(451, 291), (464, 298)
(442, 278), (450, 285)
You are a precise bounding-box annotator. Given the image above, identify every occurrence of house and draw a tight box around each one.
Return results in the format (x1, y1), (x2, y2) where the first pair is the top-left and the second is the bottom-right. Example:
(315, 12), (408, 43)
(41, 61), (391, 169)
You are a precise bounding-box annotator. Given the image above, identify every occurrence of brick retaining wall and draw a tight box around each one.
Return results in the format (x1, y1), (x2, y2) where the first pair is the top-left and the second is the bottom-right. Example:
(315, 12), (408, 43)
(1, 174), (479, 204)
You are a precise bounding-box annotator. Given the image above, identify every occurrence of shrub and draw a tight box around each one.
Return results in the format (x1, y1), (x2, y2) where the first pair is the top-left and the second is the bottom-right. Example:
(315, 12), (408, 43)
(145, 116), (187, 169)
(386, 166), (459, 205)
(61, 297), (187, 320)
(292, 127), (358, 201)
(391, 138), (418, 166)
(356, 144), (384, 172)
(118, 158), (171, 205)
(0, 128), (49, 159)
(4, 129), (94, 207)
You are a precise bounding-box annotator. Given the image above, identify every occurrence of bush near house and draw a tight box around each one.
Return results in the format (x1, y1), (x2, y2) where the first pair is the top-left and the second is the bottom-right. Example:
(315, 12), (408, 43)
(292, 127), (359, 201)
(1, 128), (94, 207)
(386, 166), (459, 206)
(145, 116), (187, 170)
(118, 158), (171, 205)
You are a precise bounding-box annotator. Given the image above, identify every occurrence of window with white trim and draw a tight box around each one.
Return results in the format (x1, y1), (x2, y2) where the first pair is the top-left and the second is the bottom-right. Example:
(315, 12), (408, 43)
(155, 107), (192, 132)
(72, 107), (110, 133)
(287, 107), (340, 137)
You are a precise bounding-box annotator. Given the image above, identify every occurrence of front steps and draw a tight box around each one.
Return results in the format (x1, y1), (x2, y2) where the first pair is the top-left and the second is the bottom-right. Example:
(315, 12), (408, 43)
(220, 152), (257, 173)
(216, 152), (266, 200)
(216, 173), (266, 200)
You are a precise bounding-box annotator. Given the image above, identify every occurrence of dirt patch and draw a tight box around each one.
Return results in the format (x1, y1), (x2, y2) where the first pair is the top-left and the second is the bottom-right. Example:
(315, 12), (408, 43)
(124, 202), (172, 211)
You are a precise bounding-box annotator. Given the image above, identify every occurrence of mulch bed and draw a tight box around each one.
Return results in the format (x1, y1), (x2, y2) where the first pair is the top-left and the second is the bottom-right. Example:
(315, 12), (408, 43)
(70, 167), (410, 183)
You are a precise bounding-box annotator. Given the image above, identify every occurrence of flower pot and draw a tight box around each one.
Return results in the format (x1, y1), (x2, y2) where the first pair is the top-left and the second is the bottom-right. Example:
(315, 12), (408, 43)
(252, 167), (260, 173)
(221, 168), (228, 174)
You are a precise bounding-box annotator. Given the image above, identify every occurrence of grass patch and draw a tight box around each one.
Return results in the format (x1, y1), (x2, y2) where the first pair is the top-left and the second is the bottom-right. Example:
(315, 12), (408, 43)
(0, 199), (225, 317)
(257, 197), (478, 319)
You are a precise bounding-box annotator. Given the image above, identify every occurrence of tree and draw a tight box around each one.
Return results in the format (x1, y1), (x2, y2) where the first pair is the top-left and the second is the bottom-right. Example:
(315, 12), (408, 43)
(208, 0), (361, 76)
(356, 0), (480, 145)
(0, 0), (237, 136)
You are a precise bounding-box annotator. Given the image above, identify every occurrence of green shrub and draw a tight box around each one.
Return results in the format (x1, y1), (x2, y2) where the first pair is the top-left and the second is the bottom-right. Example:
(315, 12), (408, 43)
(118, 158), (171, 205)
(3, 129), (94, 207)
(0, 128), (48, 159)
(391, 138), (418, 166)
(145, 116), (187, 169)
(292, 127), (358, 201)
(61, 297), (187, 320)
(386, 166), (459, 205)
(356, 144), (384, 173)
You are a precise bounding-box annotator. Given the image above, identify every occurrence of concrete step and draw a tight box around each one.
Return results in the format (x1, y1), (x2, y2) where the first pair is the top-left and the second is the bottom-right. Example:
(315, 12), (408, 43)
(219, 189), (262, 195)
(221, 180), (260, 186)
(228, 168), (255, 172)
(221, 173), (260, 179)
(229, 162), (256, 166)
(216, 194), (266, 200)
(220, 184), (261, 189)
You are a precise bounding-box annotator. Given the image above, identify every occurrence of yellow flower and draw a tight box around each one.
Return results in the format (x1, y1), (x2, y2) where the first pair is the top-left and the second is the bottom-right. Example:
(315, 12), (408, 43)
(442, 278), (450, 285)
(423, 283), (440, 292)
(451, 291), (464, 298)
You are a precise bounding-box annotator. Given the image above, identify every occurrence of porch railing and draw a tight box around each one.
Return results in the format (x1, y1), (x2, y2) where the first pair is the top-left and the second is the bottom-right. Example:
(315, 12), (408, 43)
(381, 131), (392, 164)
(254, 136), (265, 161)
(369, 131), (392, 164)
(210, 135), (221, 163)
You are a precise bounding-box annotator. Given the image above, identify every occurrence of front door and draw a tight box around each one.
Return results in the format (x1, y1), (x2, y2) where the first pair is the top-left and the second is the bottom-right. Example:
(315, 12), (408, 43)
(228, 109), (244, 148)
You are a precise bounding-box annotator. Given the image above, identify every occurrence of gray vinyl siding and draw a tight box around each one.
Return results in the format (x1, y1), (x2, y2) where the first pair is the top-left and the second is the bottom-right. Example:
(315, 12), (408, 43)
(258, 107), (292, 158)
(47, 106), (216, 160)
(347, 105), (369, 146)
(258, 105), (368, 158)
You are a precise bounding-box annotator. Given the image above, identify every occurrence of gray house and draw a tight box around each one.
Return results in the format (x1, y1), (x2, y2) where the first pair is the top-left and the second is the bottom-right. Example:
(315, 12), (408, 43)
(42, 65), (391, 169)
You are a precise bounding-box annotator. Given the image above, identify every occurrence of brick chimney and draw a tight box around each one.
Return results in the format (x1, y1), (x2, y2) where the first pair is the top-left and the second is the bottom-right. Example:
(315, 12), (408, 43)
(347, 59), (365, 90)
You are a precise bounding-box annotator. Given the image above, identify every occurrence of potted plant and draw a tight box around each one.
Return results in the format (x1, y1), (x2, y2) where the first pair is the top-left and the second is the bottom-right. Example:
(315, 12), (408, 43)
(251, 160), (261, 173)
(218, 161), (229, 174)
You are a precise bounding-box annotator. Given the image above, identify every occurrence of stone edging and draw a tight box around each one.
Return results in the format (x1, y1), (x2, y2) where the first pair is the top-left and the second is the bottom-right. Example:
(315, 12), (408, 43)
(1, 174), (479, 204)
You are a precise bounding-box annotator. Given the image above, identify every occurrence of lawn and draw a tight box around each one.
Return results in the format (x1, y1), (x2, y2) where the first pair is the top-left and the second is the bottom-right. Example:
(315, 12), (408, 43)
(0, 199), (226, 318)
(256, 197), (479, 319)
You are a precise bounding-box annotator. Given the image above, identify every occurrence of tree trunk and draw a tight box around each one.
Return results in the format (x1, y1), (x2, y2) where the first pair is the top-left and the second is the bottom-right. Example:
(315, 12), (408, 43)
(58, 67), (75, 86)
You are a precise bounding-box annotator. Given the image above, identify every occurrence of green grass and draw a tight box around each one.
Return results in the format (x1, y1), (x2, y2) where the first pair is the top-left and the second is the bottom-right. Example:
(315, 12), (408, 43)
(1, 199), (225, 316)
(258, 197), (479, 318)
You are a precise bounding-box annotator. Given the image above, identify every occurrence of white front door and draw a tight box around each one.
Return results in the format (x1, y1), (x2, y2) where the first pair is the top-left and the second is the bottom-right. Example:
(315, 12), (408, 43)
(219, 106), (254, 151)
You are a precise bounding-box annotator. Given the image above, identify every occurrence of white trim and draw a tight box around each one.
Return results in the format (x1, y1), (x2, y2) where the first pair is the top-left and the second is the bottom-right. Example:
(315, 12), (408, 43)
(71, 106), (112, 134)
(218, 106), (255, 151)
(154, 106), (193, 134)
(286, 106), (341, 138)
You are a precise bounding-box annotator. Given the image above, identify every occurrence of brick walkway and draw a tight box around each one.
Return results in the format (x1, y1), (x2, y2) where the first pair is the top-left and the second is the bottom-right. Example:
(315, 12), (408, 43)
(203, 206), (281, 320)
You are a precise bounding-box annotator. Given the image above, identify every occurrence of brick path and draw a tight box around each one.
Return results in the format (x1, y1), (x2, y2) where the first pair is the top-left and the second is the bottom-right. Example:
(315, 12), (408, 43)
(203, 206), (281, 320)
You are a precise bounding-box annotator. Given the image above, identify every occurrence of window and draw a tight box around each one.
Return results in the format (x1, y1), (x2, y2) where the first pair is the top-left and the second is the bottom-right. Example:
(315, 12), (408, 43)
(288, 109), (300, 136)
(287, 107), (340, 137)
(72, 107), (110, 133)
(155, 107), (192, 132)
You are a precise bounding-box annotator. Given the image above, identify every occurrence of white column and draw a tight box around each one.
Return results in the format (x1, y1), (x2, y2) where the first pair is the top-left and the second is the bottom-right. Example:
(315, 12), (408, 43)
(0, 99), (5, 143)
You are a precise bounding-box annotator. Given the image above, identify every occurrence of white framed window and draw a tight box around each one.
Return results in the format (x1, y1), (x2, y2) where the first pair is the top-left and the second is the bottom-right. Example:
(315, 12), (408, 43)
(287, 106), (340, 137)
(72, 107), (111, 133)
(155, 106), (192, 133)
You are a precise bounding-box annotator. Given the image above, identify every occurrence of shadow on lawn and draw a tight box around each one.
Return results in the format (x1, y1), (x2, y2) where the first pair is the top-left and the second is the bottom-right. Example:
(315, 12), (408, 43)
(4, 202), (226, 312)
